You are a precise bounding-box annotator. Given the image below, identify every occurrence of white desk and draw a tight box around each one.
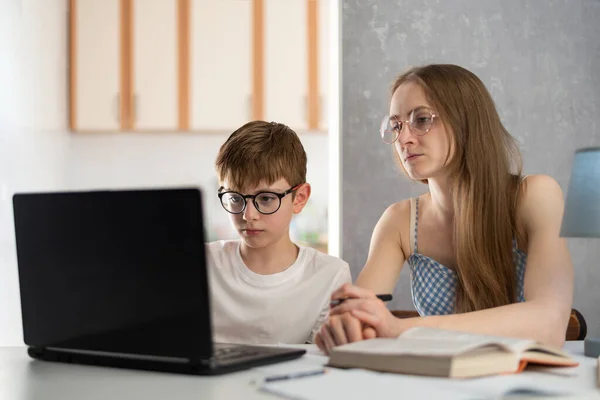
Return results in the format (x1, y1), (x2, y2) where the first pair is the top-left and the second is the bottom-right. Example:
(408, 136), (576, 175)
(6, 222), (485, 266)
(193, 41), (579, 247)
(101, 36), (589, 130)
(0, 342), (598, 400)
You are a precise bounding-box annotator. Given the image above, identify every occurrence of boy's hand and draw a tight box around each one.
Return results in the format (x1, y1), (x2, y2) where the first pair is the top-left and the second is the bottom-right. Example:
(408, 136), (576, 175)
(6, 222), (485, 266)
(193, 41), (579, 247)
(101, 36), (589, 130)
(314, 313), (376, 355)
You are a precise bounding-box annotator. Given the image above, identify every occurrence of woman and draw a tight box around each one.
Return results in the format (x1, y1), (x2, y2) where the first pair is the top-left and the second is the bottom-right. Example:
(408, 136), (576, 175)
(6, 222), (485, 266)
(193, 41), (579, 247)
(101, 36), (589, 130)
(316, 64), (573, 353)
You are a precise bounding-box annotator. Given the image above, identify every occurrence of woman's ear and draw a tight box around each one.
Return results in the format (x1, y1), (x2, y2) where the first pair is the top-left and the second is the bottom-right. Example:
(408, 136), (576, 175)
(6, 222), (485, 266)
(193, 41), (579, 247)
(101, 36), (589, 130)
(292, 183), (311, 214)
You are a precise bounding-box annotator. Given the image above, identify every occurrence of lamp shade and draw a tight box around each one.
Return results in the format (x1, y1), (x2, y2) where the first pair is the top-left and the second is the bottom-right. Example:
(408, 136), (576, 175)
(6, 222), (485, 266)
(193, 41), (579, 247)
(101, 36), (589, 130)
(560, 147), (600, 238)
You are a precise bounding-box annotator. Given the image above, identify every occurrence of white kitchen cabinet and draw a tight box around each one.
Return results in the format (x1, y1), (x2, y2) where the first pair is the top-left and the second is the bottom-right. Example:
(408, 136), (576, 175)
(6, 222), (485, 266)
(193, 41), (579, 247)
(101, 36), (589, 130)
(132, 0), (179, 131)
(71, 0), (121, 131)
(318, 0), (329, 130)
(69, 0), (329, 133)
(189, 0), (252, 131)
(264, 0), (307, 130)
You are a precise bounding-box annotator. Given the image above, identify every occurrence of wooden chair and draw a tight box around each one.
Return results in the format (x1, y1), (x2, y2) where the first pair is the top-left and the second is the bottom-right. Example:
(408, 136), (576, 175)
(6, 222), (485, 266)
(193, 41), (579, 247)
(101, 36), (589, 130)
(391, 308), (587, 341)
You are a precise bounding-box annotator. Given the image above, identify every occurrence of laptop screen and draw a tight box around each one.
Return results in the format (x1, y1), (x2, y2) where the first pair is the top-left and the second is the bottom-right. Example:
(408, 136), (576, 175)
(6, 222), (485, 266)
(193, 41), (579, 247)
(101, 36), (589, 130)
(13, 188), (213, 360)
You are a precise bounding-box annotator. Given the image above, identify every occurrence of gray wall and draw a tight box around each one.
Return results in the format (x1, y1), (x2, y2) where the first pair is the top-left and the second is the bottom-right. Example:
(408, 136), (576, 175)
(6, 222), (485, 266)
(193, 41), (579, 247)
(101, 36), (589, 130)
(340, 0), (600, 336)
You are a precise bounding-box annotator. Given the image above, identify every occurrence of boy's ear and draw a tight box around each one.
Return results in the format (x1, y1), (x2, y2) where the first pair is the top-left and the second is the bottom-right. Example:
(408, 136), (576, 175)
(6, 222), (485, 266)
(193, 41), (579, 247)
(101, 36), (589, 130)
(292, 183), (311, 214)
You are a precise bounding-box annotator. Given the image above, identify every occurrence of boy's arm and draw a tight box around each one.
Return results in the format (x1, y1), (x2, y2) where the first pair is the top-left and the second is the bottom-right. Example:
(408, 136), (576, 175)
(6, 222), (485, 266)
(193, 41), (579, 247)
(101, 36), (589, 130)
(306, 265), (352, 344)
(306, 299), (331, 344)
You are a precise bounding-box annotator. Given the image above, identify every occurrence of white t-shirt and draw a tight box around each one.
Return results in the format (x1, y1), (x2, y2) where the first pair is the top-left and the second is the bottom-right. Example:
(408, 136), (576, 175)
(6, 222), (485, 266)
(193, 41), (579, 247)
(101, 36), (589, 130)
(206, 240), (352, 345)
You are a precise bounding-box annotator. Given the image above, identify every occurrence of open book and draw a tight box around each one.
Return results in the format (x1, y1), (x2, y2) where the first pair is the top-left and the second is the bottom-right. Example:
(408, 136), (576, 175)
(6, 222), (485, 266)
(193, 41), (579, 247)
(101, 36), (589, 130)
(327, 327), (578, 378)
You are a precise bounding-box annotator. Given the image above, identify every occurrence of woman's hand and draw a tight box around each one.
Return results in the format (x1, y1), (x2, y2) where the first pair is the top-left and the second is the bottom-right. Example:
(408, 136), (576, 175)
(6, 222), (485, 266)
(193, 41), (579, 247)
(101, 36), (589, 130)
(329, 284), (399, 339)
(314, 284), (404, 354)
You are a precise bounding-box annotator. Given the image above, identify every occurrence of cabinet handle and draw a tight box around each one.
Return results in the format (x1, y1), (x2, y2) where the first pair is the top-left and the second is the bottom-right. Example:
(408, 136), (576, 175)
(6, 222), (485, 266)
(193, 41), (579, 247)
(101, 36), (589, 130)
(304, 94), (308, 126)
(320, 94), (325, 127)
(133, 93), (138, 124)
(246, 94), (252, 121)
(114, 93), (120, 123)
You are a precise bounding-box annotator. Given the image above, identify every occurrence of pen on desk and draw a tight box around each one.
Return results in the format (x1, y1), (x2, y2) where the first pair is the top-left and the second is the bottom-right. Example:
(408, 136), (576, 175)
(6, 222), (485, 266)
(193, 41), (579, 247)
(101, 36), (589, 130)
(330, 294), (393, 307)
(264, 369), (327, 382)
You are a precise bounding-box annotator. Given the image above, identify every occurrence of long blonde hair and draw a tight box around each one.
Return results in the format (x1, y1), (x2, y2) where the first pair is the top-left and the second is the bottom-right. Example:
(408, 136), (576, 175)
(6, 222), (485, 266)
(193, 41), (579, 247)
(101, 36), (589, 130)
(391, 64), (523, 313)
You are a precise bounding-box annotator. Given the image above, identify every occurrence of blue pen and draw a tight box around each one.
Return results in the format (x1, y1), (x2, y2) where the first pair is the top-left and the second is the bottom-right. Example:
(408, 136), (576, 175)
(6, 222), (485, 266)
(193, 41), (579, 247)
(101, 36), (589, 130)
(264, 369), (327, 382)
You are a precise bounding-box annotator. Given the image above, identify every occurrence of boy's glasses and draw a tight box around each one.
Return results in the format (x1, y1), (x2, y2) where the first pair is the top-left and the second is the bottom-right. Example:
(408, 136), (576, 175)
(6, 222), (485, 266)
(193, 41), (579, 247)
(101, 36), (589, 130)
(380, 107), (439, 144)
(218, 184), (302, 215)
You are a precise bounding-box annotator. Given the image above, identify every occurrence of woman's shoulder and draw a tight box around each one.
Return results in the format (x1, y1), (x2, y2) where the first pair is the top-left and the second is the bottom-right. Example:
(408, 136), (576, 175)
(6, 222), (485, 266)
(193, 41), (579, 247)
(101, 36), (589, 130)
(517, 174), (564, 205)
(380, 198), (413, 224)
(374, 198), (415, 253)
(516, 174), (565, 228)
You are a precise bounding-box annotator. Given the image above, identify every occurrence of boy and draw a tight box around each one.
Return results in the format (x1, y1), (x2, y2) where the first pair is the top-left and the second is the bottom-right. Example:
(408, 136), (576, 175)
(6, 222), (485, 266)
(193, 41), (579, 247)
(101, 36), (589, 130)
(207, 121), (351, 344)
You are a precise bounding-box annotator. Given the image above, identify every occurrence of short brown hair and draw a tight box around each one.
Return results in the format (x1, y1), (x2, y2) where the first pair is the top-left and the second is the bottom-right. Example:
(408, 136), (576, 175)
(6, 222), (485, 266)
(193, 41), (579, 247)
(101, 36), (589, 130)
(215, 121), (307, 190)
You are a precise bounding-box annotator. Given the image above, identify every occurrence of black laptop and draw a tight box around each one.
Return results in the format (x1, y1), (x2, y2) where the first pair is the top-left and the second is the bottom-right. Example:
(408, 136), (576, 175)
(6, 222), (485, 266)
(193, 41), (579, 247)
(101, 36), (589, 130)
(12, 187), (305, 375)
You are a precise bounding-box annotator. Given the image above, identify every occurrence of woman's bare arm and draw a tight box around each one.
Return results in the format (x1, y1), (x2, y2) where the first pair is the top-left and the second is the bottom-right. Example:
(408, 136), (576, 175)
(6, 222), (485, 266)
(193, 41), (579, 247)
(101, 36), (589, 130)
(332, 175), (573, 348)
(355, 201), (408, 293)
(392, 175), (573, 347)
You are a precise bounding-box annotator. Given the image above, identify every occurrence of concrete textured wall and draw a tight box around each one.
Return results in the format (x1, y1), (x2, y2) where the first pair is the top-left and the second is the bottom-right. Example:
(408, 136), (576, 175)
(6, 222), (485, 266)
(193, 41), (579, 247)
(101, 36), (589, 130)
(340, 0), (600, 336)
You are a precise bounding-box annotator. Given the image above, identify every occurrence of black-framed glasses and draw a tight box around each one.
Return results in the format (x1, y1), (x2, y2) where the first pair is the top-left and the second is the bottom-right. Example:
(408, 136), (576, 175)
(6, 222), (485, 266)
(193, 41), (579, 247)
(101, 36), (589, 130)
(380, 107), (439, 144)
(217, 184), (302, 215)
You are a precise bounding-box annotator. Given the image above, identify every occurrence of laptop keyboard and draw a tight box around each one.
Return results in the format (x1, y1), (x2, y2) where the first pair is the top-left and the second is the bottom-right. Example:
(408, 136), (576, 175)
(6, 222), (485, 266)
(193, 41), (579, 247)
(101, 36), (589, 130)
(213, 344), (261, 361)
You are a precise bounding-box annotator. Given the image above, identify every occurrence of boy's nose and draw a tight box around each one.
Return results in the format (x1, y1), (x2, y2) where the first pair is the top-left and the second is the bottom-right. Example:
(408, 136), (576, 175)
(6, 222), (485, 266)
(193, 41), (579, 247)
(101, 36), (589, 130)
(242, 200), (260, 221)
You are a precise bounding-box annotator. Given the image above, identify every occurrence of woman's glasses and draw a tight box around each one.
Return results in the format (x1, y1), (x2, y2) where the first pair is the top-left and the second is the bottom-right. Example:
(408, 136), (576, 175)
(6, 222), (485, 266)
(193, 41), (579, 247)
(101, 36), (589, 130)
(380, 107), (439, 144)
(218, 184), (302, 215)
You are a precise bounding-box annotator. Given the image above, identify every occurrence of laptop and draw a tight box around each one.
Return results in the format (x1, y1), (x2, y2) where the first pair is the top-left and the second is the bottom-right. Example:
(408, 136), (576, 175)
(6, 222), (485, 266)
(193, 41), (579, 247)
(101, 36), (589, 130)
(12, 187), (305, 375)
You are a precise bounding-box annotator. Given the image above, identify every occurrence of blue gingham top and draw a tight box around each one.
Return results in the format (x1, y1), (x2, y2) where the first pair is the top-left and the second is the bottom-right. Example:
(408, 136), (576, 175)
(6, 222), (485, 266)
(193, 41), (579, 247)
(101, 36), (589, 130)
(408, 196), (527, 316)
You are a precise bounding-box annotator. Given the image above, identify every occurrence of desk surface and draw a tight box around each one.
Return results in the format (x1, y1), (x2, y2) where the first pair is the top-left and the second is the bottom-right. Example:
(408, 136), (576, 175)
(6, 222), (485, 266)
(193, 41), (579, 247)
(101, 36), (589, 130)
(0, 342), (598, 400)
